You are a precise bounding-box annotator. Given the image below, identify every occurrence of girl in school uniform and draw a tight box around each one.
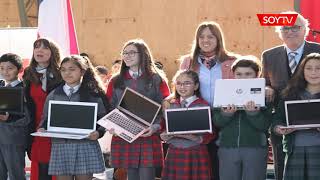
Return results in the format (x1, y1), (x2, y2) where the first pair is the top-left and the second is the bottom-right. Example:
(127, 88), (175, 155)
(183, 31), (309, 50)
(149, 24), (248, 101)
(273, 53), (320, 180)
(106, 39), (170, 180)
(213, 56), (272, 180)
(23, 38), (63, 180)
(160, 70), (214, 180)
(38, 55), (109, 180)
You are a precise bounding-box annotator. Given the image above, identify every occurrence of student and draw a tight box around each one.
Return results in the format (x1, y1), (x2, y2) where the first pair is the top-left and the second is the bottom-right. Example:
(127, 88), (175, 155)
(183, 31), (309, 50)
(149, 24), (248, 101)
(38, 55), (109, 179)
(213, 56), (272, 180)
(23, 38), (63, 180)
(273, 53), (320, 180)
(0, 53), (30, 180)
(95, 65), (109, 87)
(106, 39), (170, 180)
(160, 70), (214, 180)
(110, 59), (121, 76)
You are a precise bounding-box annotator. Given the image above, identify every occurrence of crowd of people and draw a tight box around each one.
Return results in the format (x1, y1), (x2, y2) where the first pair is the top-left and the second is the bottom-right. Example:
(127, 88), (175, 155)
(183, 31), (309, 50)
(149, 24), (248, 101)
(0, 11), (320, 180)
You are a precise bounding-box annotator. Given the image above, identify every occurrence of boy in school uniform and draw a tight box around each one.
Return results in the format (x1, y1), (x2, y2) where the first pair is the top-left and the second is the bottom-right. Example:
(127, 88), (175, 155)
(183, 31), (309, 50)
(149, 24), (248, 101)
(0, 53), (30, 180)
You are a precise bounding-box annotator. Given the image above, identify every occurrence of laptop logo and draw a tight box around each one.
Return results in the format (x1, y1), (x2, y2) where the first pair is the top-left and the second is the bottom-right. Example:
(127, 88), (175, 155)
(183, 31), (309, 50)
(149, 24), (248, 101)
(236, 89), (243, 94)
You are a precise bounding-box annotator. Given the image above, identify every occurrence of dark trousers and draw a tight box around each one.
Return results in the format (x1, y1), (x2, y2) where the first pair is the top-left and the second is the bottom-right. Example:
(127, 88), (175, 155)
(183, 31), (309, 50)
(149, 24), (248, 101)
(208, 140), (219, 180)
(39, 163), (52, 180)
(270, 133), (285, 180)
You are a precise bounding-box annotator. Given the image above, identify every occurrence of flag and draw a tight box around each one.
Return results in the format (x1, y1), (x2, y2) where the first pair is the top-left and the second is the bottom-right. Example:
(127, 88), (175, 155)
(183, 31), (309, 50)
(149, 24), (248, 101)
(38, 0), (79, 56)
(300, 0), (320, 43)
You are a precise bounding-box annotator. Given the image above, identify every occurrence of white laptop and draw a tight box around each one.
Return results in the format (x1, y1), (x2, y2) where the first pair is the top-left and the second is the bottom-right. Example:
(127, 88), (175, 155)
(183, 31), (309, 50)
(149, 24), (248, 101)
(31, 100), (98, 140)
(214, 78), (265, 109)
(283, 99), (320, 129)
(97, 87), (161, 143)
(165, 106), (212, 135)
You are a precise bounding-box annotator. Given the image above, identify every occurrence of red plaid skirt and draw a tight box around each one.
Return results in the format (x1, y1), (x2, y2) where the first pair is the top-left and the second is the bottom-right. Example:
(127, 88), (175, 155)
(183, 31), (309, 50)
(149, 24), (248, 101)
(110, 135), (163, 168)
(161, 144), (212, 180)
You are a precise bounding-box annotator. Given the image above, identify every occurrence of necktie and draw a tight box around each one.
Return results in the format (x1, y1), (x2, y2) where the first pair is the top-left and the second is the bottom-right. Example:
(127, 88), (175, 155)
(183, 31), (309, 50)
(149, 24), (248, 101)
(0, 80), (4, 87)
(180, 100), (187, 108)
(288, 52), (298, 74)
(68, 87), (74, 98)
(132, 72), (139, 79)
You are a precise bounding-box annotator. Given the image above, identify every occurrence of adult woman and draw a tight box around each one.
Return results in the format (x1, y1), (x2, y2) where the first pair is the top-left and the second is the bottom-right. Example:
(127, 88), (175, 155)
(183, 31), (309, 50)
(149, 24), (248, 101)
(180, 21), (238, 179)
(23, 38), (62, 180)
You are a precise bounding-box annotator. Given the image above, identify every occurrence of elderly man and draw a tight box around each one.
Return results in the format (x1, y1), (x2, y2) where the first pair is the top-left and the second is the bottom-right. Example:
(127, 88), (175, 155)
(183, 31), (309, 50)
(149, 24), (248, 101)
(261, 11), (320, 180)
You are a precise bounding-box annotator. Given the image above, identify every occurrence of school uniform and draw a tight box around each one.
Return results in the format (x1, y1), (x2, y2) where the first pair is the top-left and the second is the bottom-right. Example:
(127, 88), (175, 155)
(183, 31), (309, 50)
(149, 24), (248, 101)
(40, 84), (107, 175)
(273, 91), (320, 180)
(0, 80), (30, 180)
(214, 104), (272, 180)
(161, 96), (214, 180)
(106, 71), (170, 169)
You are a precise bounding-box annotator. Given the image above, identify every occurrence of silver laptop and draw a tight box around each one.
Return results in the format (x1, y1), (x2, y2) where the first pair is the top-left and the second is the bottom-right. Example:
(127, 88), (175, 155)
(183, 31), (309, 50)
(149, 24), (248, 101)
(165, 106), (212, 135)
(214, 78), (265, 109)
(31, 100), (98, 139)
(283, 99), (320, 129)
(97, 87), (161, 143)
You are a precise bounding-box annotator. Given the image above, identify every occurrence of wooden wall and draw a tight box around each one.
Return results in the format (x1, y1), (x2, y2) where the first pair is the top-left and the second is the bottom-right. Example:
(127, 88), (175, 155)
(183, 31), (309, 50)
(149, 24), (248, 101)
(0, 0), (294, 79)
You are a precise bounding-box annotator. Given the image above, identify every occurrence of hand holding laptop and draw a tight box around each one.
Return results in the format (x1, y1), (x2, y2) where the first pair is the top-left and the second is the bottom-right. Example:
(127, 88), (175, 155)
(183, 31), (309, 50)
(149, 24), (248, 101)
(0, 112), (9, 121)
(274, 125), (296, 135)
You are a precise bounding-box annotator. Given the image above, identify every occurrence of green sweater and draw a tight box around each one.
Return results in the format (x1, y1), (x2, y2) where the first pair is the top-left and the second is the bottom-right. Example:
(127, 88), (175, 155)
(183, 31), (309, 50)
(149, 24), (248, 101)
(213, 105), (272, 148)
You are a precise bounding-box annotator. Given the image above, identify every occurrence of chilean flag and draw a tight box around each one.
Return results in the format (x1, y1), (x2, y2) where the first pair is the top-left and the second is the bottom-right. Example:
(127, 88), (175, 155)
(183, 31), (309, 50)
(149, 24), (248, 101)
(300, 0), (320, 43)
(38, 0), (79, 56)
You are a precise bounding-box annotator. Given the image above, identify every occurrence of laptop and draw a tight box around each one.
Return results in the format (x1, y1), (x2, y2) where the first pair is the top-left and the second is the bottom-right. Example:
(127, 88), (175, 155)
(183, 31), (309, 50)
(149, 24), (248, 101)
(283, 99), (320, 129)
(97, 87), (161, 143)
(213, 78), (265, 109)
(165, 106), (212, 135)
(0, 87), (24, 115)
(31, 100), (98, 139)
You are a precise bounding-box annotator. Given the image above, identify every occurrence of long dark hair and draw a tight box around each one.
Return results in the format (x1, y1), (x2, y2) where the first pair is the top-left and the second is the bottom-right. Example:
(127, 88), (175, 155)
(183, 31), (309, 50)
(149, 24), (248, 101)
(282, 53), (320, 99)
(172, 70), (201, 99)
(188, 21), (237, 70)
(60, 55), (105, 96)
(23, 38), (62, 89)
(113, 39), (167, 89)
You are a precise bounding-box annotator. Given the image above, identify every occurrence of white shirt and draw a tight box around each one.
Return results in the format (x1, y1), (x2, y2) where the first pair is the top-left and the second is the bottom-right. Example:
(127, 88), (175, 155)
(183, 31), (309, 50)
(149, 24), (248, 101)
(5, 79), (21, 87)
(63, 83), (81, 97)
(180, 95), (198, 107)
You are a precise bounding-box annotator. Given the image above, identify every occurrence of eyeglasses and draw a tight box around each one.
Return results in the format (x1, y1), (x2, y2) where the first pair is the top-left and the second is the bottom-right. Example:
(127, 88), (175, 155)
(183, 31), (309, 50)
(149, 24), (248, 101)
(122, 51), (139, 57)
(280, 25), (302, 33)
(175, 81), (194, 87)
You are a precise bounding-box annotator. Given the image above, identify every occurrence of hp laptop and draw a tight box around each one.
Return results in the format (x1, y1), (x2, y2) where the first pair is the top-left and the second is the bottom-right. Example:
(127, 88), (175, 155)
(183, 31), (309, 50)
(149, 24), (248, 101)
(0, 87), (24, 115)
(165, 106), (212, 135)
(31, 100), (98, 139)
(283, 99), (320, 129)
(214, 78), (265, 109)
(97, 87), (161, 143)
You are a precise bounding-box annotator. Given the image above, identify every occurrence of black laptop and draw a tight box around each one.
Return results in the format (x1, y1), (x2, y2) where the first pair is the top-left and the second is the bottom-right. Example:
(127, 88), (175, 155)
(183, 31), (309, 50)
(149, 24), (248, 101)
(284, 99), (320, 129)
(0, 87), (24, 115)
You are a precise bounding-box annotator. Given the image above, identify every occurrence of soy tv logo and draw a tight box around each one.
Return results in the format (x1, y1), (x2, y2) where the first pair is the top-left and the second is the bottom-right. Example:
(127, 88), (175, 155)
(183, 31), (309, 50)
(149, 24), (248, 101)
(257, 14), (298, 26)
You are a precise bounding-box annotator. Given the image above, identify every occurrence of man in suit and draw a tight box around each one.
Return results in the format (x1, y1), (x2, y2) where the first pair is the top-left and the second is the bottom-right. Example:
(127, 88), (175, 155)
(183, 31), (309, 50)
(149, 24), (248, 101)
(261, 11), (320, 180)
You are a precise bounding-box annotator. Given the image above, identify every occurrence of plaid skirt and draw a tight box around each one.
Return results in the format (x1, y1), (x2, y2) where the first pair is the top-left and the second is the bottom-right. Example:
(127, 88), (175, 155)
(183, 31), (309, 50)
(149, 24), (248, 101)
(48, 140), (105, 175)
(161, 144), (212, 180)
(110, 135), (163, 168)
(284, 146), (320, 180)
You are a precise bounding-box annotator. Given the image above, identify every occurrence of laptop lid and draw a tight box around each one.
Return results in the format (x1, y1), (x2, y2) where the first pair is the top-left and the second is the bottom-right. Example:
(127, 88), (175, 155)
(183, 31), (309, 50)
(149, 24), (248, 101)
(0, 87), (24, 114)
(117, 87), (161, 126)
(165, 106), (212, 134)
(214, 78), (265, 108)
(48, 100), (98, 134)
(285, 99), (320, 128)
